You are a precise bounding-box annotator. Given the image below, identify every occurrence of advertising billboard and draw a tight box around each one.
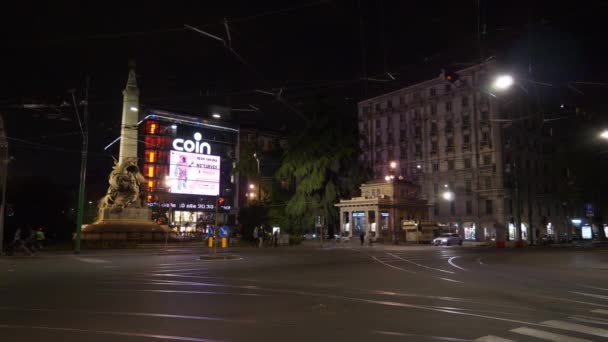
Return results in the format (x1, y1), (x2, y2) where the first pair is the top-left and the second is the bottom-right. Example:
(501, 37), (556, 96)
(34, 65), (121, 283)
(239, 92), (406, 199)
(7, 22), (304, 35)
(168, 150), (220, 196)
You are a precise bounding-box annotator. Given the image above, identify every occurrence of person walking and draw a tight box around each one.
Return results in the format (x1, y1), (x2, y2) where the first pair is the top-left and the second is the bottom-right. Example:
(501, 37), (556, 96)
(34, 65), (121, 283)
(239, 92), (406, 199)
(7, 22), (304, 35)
(35, 227), (46, 250)
(359, 230), (365, 246)
(253, 226), (259, 247)
(273, 230), (279, 247)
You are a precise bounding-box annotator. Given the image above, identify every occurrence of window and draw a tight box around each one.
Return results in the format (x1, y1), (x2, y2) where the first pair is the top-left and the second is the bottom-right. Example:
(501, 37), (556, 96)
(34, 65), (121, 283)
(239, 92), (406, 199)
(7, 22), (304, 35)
(431, 141), (438, 153)
(463, 134), (470, 144)
(399, 96), (405, 105)
(387, 99), (393, 108)
(434, 204), (439, 216)
(445, 101), (452, 112)
(462, 115), (470, 127)
(430, 88), (436, 96)
(415, 144), (421, 154)
(445, 120), (453, 133)
(447, 160), (455, 170)
(461, 96), (469, 107)
(432, 162), (439, 172)
(450, 201), (456, 215)
(430, 103), (437, 115)
(447, 137), (454, 149)
(431, 122), (438, 134)
(485, 200), (493, 214)
(375, 103), (381, 111)
(433, 183), (439, 194)
(483, 155), (492, 165)
(376, 119), (381, 128)
(415, 126), (422, 137)
(464, 158), (471, 169)
(485, 177), (492, 190)
(465, 179), (472, 193)
(445, 84), (452, 92)
(466, 201), (472, 215)
(481, 131), (490, 145)
(481, 110), (489, 121)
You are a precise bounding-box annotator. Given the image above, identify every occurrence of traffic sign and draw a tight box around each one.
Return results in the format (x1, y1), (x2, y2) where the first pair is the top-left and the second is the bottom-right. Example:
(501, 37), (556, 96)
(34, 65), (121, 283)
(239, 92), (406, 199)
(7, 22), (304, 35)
(219, 225), (230, 238)
(207, 225), (214, 236)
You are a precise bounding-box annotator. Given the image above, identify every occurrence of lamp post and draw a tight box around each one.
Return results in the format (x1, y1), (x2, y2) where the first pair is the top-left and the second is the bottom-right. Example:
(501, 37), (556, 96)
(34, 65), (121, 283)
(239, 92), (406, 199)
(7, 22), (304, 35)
(387, 161), (398, 244)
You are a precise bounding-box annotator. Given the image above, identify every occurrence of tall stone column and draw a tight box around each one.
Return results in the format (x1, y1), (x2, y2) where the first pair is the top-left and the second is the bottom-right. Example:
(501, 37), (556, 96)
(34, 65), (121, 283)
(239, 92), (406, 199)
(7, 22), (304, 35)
(339, 210), (344, 238)
(119, 67), (140, 165)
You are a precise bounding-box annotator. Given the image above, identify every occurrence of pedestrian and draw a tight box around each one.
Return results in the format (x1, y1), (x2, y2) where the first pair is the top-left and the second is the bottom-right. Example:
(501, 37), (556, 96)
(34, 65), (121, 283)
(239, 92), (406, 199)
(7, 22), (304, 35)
(273, 230), (279, 247)
(253, 226), (259, 247)
(35, 227), (46, 250)
(258, 227), (264, 248)
(359, 230), (365, 246)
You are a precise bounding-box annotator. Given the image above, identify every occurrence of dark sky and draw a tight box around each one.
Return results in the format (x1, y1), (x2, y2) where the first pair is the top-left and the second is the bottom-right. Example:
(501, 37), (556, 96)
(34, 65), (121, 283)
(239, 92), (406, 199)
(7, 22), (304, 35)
(1, 0), (607, 198)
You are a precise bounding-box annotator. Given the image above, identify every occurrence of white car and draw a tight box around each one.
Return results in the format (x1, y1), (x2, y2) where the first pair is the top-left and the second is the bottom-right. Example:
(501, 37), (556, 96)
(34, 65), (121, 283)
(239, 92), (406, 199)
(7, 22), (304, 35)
(432, 233), (463, 246)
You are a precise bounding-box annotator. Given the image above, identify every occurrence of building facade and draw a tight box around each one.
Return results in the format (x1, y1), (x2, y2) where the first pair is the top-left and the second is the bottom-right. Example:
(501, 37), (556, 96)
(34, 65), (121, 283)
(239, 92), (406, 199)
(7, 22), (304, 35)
(357, 62), (569, 243)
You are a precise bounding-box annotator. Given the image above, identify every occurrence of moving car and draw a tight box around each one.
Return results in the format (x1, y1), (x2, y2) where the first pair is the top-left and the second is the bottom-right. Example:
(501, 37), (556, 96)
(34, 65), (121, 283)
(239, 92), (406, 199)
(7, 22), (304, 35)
(432, 233), (463, 246)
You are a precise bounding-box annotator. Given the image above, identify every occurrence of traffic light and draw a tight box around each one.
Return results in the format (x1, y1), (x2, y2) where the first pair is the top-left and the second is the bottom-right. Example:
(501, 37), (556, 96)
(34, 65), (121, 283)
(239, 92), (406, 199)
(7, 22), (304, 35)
(217, 197), (225, 206)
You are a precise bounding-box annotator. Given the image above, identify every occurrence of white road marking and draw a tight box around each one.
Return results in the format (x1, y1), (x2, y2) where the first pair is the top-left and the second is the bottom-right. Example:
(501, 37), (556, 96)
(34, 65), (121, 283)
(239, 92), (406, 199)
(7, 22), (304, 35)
(437, 277), (463, 283)
(580, 285), (608, 291)
(569, 316), (608, 325)
(153, 268), (210, 273)
(474, 335), (515, 342)
(592, 309), (608, 315)
(386, 252), (455, 274)
(0, 323), (220, 341)
(73, 257), (110, 264)
(570, 291), (608, 300)
(448, 256), (468, 271)
(541, 320), (608, 338)
(371, 256), (417, 274)
(477, 258), (486, 265)
(372, 330), (470, 341)
(511, 326), (591, 342)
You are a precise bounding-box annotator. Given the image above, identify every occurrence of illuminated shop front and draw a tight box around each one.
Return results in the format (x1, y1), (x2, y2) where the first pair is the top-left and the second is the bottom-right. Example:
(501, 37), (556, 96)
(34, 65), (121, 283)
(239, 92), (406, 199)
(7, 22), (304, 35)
(138, 110), (238, 233)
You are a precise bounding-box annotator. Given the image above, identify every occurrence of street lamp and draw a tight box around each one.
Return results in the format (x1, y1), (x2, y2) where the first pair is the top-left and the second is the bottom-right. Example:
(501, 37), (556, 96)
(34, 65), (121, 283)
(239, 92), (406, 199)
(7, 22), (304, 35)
(492, 75), (514, 91)
(442, 190), (454, 201)
(600, 130), (608, 140)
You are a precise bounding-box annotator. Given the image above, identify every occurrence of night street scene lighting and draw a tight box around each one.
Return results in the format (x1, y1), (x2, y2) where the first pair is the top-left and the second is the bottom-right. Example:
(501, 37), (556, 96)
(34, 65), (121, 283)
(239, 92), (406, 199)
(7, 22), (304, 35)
(2, 2), (608, 342)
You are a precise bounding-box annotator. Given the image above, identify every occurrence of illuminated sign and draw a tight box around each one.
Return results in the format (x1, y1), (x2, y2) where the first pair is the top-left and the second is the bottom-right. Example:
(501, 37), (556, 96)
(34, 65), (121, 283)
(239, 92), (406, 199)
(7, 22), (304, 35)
(582, 225), (592, 240)
(172, 132), (211, 154)
(167, 150), (220, 196)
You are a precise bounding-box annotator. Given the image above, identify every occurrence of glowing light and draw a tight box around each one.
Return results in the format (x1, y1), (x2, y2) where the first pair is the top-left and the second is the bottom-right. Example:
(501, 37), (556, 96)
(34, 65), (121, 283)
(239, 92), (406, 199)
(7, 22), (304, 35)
(171, 124), (177, 129)
(600, 130), (608, 139)
(493, 75), (514, 90)
(249, 184), (255, 189)
(148, 166), (154, 177)
(416, 164), (422, 169)
(149, 123), (157, 134)
(385, 175), (391, 181)
(130, 106), (138, 112)
(148, 180), (153, 189)
(442, 191), (454, 201)
(571, 219), (582, 224)
(389, 161), (397, 169)
(212, 113), (221, 118)
(149, 152), (155, 163)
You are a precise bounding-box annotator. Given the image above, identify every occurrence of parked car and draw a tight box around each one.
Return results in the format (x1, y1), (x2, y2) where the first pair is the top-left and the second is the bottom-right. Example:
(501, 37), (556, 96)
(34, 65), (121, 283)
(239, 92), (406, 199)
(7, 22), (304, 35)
(432, 233), (463, 246)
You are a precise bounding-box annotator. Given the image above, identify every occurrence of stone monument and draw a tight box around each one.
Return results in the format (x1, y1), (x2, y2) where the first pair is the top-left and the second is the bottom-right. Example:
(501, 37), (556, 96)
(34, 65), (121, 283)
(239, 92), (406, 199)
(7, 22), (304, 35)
(82, 65), (169, 241)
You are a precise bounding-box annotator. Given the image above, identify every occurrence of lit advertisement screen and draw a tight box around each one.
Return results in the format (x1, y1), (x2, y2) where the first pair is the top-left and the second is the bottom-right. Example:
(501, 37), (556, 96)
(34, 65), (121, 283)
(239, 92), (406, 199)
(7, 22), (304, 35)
(168, 150), (220, 196)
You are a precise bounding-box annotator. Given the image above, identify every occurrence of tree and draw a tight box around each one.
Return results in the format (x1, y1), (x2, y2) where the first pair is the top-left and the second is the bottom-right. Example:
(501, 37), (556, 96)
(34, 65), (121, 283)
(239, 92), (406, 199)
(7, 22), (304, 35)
(276, 101), (368, 235)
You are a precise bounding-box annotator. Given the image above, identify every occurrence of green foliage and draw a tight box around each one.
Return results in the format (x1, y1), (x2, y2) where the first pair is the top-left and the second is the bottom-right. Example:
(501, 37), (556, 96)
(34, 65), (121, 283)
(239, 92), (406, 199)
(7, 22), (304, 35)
(276, 102), (369, 233)
(237, 204), (269, 241)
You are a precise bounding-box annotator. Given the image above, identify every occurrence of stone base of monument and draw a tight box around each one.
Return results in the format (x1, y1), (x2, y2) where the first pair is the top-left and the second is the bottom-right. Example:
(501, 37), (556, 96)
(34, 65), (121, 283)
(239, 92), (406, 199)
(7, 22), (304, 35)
(82, 208), (170, 242)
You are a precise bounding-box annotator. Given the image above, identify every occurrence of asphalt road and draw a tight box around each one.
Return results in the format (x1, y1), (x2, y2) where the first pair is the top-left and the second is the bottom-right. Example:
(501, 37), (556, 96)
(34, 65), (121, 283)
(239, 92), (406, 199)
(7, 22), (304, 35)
(1, 243), (608, 341)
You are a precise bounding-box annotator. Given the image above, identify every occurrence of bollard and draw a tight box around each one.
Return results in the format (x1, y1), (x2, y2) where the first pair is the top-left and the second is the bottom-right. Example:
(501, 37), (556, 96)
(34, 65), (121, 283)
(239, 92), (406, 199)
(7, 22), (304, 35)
(221, 238), (227, 248)
(208, 237), (213, 248)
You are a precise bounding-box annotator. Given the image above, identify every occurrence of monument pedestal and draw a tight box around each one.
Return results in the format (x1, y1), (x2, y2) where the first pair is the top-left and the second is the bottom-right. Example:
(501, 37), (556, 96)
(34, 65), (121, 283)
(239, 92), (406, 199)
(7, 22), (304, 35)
(82, 207), (170, 241)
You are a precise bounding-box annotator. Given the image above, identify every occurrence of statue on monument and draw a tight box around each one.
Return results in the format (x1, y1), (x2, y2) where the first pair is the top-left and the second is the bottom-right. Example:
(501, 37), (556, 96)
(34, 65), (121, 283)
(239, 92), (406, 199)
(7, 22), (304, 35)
(100, 157), (147, 210)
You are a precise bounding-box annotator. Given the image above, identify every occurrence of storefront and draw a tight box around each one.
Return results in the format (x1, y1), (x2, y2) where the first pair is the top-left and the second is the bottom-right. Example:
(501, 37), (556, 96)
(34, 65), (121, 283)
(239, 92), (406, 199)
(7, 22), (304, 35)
(138, 110), (238, 234)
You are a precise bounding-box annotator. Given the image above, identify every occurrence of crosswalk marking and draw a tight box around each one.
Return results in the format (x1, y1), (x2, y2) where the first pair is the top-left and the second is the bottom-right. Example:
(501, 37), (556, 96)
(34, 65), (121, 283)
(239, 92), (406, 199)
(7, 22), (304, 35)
(74, 257), (110, 264)
(581, 285), (608, 291)
(569, 316), (608, 325)
(592, 309), (608, 315)
(570, 291), (608, 300)
(511, 327), (591, 342)
(474, 335), (515, 342)
(542, 320), (608, 338)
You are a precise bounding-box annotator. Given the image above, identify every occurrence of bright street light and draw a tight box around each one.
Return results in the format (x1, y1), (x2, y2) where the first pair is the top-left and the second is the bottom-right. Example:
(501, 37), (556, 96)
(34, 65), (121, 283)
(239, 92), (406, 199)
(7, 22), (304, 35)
(600, 130), (608, 140)
(212, 113), (221, 118)
(129, 106), (138, 112)
(416, 164), (422, 169)
(389, 161), (397, 169)
(442, 191), (454, 201)
(493, 75), (514, 91)
(249, 184), (255, 190)
(385, 175), (391, 182)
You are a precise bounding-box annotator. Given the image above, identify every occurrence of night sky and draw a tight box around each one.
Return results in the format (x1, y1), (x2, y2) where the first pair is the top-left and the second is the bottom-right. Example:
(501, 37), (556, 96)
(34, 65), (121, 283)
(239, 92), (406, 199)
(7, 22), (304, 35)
(1, 0), (607, 198)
